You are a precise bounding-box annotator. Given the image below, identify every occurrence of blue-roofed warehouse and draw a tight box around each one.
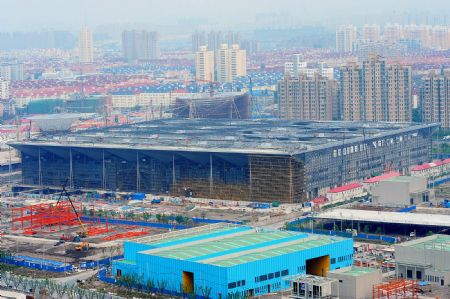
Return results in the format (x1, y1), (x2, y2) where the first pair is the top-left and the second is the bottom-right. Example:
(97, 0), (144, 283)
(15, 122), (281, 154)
(112, 223), (353, 298)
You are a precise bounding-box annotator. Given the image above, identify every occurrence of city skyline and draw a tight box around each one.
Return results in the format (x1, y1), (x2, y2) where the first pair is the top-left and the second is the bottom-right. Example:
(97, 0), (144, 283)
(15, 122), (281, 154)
(1, 0), (449, 32)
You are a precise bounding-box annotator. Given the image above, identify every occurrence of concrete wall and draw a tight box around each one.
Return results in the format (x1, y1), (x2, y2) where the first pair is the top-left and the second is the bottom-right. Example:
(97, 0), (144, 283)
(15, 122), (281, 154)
(328, 267), (382, 299)
(395, 236), (450, 286)
(372, 176), (432, 206)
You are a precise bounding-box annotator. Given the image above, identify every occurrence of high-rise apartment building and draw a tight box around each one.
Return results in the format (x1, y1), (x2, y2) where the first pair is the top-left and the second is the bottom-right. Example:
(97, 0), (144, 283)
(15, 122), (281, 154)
(0, 63), (24, 81)
(339, 63), (363, 121)
(195, 46), (214, 82)
(383, 24), (403, 43)
(362, 24), (381, 42)
(420, 71), (450, 129)
(0, 79), (10, 100)
(336, 25), (357, 52)
(278, 73), (334, 121)
(192, 31), (206, 52)
(339, 56), (411, 122)
(207, 31), (223, 52)
(386, 63), (412, 122)
(216, 44), (246, 82)
(225, 32), (240, 47)
(78, 27), (94, 63)
(122, 30), (160, 61)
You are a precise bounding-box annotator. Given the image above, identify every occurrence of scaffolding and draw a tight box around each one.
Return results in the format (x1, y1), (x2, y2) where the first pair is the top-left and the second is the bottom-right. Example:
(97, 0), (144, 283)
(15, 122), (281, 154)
(372, 279), (419, 299)
(11, 201), (82, 235)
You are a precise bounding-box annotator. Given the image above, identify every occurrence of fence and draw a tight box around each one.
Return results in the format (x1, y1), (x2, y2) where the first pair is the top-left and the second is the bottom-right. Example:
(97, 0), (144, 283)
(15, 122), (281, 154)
(98, 268), (210, 299)
(0, 256), (72, 272)
(81, 216), (190, 230)
(79, 255), (124, 270)
(81, 216), (241, 229)
(397, 205), (416, 213)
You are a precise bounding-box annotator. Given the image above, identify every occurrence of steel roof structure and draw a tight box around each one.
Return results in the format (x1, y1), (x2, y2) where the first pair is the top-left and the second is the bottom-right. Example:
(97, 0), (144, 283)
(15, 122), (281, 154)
(10, 119), (438, 156)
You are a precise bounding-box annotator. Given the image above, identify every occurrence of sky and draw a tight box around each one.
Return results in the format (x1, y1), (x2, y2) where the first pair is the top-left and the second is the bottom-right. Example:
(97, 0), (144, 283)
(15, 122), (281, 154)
(1, 0), (449, 32)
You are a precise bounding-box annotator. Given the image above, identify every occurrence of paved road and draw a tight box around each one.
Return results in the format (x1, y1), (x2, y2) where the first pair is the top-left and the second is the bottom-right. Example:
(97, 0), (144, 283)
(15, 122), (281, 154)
(53, 269), (98, 286)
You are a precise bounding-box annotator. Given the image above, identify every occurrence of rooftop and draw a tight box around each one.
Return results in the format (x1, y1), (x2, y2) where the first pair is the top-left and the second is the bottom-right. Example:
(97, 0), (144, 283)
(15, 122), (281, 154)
(399, 234), (450, 252)
(363, 171), (401, 183)
(10, 119), (437, 155)
(129, 224), (349, 267)
(333, 266), (378, 276)
(317, 209), (450, 228)
(382, 176), (422, 183)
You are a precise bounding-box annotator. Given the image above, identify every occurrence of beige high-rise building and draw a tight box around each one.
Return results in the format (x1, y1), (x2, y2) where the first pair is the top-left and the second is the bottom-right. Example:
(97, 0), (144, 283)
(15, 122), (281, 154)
(339, 56), (411, 122)
(336, 25), (357, 52)
(386, 63), (412, 122)
(216, 44), (246, 83)
(78, 27), (94, 63)
(363, 24), (381, 42)
(421, 71), (450, 129)
(339, 63), (362, 121)
(384, 24), (403, 43)
(195, 46), (214, 82)
(122, 30), (160, 61)
(0, 79), (10, 100)
(278, 73), (334, 121)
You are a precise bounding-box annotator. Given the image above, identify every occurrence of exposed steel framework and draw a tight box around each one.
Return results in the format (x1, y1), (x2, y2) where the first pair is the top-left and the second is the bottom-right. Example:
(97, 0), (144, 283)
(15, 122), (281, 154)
(372, 279), (419, 299)
(11, 202), (82, 235)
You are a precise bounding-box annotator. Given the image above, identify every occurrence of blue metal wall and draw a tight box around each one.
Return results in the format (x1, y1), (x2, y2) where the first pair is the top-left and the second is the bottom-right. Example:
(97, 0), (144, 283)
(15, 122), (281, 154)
(113, 235), (353, 299)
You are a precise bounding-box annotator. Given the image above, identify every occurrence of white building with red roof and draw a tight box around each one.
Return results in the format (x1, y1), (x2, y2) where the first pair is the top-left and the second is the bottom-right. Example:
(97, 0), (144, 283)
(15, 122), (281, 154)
(326, 183), (365, 202)
(410, 158), (450, 179)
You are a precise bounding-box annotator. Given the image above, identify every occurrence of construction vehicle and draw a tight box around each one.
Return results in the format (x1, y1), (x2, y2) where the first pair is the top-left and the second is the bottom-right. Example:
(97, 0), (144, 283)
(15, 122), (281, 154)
(57, 184), (88, 238)
(57, 183), (90, 252)
(75, 242), (89, 251)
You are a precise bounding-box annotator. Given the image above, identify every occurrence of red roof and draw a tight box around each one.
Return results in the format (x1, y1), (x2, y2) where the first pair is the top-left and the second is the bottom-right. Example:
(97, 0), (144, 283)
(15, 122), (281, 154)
(363, 171), (401, 183)
(328, 183), (362, 194)
(411, 158), (450, 171)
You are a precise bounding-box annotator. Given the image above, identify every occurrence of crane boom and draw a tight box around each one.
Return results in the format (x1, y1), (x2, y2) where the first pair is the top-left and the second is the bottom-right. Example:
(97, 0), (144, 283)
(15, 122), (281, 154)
(57, 184), (88, 237)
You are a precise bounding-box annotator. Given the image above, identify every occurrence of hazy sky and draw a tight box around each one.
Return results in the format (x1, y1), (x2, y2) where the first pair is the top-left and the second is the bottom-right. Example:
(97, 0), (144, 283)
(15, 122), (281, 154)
(1, 0), (449, 31)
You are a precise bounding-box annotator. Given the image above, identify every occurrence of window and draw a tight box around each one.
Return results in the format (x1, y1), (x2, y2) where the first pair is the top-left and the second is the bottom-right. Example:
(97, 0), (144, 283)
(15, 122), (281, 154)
(407, 270), (412, 279)
(259, 275), (267, 282)
(281, 269), (289, 276)
(268, 273), (274, 279)
(275, 271), (280, 278)
(331, 258), (336, 264)
(116, 269), (122, 278)
(228, 282), (236, 289)
(241, 280), (245, 286)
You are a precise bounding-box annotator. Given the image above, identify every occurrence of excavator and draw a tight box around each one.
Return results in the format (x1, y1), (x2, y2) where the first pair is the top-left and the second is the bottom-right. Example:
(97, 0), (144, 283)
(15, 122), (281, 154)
(57, 184), (90, 252)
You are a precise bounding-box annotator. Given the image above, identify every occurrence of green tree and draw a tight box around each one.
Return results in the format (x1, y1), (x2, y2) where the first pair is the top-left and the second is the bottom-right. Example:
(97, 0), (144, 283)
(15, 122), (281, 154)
(426, 230), (434, 236)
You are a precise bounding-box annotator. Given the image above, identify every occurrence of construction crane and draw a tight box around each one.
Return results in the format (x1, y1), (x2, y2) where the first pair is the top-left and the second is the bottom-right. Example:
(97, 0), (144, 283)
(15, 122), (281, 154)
(57, 184), (88, 238)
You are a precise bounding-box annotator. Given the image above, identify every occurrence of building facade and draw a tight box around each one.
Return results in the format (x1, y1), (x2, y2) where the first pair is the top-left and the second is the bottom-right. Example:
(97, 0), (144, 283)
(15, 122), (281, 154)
(122, 30), (160, 61)
(195, 46), (214, 82)
(0, 62), (24, 81)
(113, 224), (354, 299)
(11, 120), (437, 202)
(191, 31), (206, 52)
(395, 234), (450, 286)
(278, 74), (335, 121)
(420, 71), (450, 129)
(336, 25), (357, 53)
(78, 27), (94, 63)
(216, 44), (246, 82)
(339, 56), (411, 122)
(0, 79), (10, 100)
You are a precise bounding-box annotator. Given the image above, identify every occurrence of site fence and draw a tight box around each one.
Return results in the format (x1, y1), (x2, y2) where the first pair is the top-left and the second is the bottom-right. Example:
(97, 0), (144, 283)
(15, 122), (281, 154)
(81, 216), (191, 229)
(0, 256), (72, 272)
(79, 255), (124, 270)
(81, 216), (241, 229)
(98, 268), (210, 299)
(397, 205), (416, 213)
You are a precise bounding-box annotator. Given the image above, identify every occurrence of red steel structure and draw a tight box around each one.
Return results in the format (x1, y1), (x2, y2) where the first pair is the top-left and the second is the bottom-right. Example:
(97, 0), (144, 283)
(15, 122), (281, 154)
(372, 279), (419, 299)
(11, 202), (82, 235)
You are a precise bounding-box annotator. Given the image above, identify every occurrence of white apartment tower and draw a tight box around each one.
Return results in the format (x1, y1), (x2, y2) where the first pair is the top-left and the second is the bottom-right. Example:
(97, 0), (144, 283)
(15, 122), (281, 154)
(336, 25), (357, 52)
(195, 46), (215, 82)
(78, 27), (94, 63)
